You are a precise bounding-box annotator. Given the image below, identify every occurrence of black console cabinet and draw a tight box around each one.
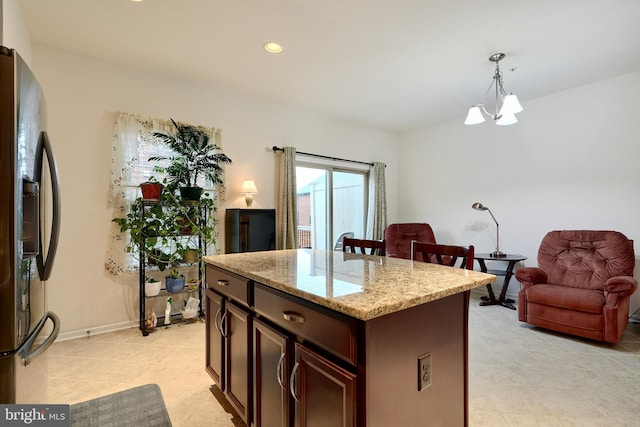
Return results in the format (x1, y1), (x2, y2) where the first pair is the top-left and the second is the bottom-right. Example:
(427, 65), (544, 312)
(225, 209), (276, 253)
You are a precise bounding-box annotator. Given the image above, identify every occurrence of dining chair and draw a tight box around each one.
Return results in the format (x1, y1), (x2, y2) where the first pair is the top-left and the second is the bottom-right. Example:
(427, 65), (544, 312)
(334, 232), (355, 250)
(342, 237), (386, 256)
(411, 241), (474, 270)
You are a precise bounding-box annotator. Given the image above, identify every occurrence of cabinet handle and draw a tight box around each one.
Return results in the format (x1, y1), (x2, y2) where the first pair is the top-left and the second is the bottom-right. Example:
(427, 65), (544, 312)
(214, 307), (222, 334)
(289, 362), (301, 403)
(217, 279), (229, 287)
(220, 311), (228, 338)
(276, 352), (286, 390)
(282, 311), (305, 323)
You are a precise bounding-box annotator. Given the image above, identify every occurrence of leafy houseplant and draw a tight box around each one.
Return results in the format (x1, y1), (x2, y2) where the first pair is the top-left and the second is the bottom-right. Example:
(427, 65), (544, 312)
(151, 119), (232, 201)
(112, 187), (217, 271)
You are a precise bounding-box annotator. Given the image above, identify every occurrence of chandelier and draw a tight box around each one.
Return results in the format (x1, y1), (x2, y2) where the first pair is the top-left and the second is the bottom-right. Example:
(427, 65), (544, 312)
(464, 53), (523, 126)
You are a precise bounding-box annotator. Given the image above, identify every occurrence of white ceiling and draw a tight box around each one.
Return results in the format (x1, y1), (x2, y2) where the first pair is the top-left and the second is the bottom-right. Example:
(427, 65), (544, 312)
(20, 0), (640, 133)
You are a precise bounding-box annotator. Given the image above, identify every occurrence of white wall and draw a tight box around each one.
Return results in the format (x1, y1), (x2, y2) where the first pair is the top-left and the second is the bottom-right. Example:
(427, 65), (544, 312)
(2, 0), (31, 64)
(30, 43), (399, 337)
(399, 71), (640, 312)
(18, 8), (640, 335)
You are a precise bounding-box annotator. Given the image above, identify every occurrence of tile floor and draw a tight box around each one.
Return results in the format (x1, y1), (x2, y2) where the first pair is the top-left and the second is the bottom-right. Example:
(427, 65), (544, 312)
(46, 293), (640, 426)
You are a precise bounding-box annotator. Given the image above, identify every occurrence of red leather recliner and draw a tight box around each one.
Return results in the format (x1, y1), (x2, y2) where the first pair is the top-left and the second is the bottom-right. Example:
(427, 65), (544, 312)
(384, 223), (436, 261)
(515, 230), (637, 343)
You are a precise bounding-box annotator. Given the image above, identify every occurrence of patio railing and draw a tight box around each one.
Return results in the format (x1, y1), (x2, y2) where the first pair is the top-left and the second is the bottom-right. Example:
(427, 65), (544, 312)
(298, 226), (312, 248)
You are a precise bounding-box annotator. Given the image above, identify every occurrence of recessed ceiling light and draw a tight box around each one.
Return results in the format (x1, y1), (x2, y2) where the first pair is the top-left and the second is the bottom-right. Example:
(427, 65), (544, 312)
(264, 42), (283, 54)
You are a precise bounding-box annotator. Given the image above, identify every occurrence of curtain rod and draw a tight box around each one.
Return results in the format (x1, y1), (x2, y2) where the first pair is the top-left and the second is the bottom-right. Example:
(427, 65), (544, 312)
(272, 146), (379, 167)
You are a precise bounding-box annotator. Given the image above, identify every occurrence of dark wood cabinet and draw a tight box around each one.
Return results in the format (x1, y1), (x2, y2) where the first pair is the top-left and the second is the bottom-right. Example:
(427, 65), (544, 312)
(225, 209), (276, 253)
(205, 289), (224, 388)
(253, 318), (355, 427)
(253, 318), (292, 427)
(205, 267), (253, 425)
(253, 284), (356, 427)
(207, 264), (356, 427)
(225, 301), (252, 423)
(206, 261), (471, 427)
(292, 342), (356, 427)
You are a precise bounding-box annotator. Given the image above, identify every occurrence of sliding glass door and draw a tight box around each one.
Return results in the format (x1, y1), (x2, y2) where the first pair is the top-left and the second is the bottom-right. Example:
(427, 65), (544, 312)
(296, 164), (367, 250)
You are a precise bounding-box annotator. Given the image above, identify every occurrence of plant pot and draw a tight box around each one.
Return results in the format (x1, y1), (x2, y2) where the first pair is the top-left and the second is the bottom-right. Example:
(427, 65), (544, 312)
(179, 186), (203, 201)
(145, 281), (161, 297)
(165, 276), (185, 293)
(182, 249), (199, 264)
(179, 218), (194, 235)
(140, 182), (164, 201)
(181, 308), (198, 319)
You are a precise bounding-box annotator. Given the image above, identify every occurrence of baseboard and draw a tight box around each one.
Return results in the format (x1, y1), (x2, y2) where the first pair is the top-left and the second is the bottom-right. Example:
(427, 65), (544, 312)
(56, 320), (138, 342)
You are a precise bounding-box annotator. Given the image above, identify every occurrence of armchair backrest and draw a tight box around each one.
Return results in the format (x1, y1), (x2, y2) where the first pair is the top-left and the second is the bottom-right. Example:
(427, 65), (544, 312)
(384, 223), (436, 261)
(538, 230), (635, 290)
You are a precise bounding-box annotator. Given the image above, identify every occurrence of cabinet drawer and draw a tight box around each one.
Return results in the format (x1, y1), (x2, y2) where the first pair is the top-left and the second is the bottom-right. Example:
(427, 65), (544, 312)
(254, 284), (358, 365)
(206, 265), (250, 307)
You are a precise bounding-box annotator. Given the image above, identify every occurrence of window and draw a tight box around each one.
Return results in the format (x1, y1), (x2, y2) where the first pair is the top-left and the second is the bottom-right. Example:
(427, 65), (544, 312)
(296, 162), (368, 250)
(106, 113), (223, 275)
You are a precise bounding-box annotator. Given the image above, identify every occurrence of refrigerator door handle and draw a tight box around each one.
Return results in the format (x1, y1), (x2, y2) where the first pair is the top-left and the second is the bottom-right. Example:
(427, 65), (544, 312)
(36, 131), (61, 281)
(19, 311), (60, 367)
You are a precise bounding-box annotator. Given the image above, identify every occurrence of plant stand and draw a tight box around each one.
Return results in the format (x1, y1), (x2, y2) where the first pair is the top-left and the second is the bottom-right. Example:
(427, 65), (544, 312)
(138, 200), (207, 336)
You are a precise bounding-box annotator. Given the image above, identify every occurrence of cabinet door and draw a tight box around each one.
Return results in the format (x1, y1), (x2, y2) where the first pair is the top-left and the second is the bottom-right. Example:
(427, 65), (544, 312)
(225, 300), (252, 424)
(205, 289), (224, 389)
(254, 318), (292, 427)
(244, 211), (276, 251)
(292, 343), (356, 427)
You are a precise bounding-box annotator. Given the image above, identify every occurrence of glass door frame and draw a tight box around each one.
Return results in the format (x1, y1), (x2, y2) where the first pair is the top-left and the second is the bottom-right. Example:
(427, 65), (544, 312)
(296, 160), (369, 250)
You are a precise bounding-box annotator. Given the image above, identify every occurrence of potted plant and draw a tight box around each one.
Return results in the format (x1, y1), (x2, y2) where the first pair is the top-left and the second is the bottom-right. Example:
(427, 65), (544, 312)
(140, 177), (164, 201)
(112, 189), (181, 271)
(112, 190), (218, 271)
(165, 269), (185, 293)
(144, 277), (161, 297)
(150, 119), (232, 201)
(181, 248), (199, 264)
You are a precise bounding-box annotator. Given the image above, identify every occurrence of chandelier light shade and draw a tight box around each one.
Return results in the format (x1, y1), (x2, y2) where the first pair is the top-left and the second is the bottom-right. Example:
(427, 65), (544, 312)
(464, 53), (524, 126)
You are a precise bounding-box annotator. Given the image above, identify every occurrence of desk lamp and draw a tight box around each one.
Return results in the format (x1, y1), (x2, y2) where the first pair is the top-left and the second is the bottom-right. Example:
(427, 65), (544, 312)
(472, 202), (505, 258)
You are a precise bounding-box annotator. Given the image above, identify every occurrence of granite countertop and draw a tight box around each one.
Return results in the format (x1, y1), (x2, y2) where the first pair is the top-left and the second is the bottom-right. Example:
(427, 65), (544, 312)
(203, 249), (496, 321)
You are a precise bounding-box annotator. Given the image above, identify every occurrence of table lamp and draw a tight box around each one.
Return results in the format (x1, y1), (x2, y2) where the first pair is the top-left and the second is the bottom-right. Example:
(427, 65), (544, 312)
(472, 202), (505, 258)
(241, 180), (258, 207)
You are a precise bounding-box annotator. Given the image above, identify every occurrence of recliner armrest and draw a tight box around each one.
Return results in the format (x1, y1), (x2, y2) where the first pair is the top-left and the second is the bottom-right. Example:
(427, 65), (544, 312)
(604, 276), (638, 297)
(515, 267), (547, 289)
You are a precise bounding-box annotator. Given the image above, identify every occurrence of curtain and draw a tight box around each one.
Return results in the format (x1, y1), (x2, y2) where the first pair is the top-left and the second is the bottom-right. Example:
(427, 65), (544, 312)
(105, 112), (223, 276)
(366, 161), (387, 240)
(276, 146), (298, 249)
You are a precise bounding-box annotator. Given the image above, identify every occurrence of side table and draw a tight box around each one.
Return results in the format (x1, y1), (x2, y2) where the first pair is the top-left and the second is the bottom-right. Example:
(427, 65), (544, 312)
(475, 253), (527, 310)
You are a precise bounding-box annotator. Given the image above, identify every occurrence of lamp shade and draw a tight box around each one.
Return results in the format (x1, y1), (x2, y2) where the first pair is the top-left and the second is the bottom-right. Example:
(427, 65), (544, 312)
(499, 93), (524, 116)
(241, 180), (258, 194)
(496, 112), (518, 126)
(464, 106), (485, 125)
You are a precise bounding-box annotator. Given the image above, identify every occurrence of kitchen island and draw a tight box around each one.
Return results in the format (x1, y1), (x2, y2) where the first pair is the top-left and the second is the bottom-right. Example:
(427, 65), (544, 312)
(204, 249), (495, 427)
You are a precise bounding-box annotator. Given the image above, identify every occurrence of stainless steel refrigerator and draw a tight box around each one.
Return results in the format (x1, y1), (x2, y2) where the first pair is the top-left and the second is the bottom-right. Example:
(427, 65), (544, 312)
(0, 46), (61, 404)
